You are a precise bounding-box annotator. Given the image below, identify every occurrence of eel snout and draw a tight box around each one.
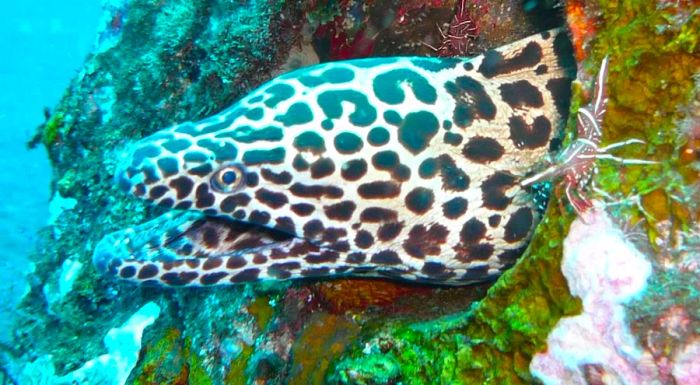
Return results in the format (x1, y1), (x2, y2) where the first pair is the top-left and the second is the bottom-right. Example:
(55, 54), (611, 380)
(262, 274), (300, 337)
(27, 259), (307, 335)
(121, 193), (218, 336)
(91, 211), (331, 286)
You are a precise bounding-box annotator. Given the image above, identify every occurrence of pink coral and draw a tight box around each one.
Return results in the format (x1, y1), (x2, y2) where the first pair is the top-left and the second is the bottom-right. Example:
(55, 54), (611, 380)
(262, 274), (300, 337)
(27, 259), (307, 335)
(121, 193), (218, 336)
(530, 208), (657, 384)
(530, 208), (700, 384)
(672, 337), (700, 385)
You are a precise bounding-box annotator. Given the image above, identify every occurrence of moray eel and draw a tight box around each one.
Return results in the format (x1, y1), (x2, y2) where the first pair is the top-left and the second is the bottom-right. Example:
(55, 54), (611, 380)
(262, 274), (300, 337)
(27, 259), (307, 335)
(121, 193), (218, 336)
(93, 29), (574, 287)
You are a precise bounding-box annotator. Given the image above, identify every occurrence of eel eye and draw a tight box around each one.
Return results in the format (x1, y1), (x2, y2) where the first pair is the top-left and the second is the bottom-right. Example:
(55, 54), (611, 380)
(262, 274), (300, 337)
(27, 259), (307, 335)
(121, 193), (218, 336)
(211, 165), (244, 193)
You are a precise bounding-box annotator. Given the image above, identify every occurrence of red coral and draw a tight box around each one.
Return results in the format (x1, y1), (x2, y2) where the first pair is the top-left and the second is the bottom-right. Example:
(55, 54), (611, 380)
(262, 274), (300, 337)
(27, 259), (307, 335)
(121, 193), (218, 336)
(313, 20), (376, 60)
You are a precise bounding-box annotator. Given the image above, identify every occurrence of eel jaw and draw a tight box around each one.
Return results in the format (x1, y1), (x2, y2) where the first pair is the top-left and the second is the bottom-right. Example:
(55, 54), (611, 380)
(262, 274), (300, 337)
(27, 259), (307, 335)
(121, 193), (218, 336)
(92, 211), (324, 286)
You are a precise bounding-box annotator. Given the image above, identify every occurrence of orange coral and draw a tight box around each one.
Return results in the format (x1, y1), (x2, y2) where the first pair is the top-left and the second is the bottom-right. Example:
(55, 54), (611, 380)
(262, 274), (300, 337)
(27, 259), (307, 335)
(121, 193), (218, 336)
(566, 0), (596, 62)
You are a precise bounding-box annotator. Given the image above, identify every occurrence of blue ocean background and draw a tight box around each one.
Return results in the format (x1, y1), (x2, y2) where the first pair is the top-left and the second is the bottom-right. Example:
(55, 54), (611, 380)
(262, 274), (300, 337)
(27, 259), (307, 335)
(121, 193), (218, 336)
(0, 1), (101, 342)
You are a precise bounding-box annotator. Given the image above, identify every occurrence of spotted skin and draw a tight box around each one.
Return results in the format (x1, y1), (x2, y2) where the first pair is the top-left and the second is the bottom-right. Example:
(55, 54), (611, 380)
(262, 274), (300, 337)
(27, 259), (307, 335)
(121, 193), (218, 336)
(94, 29), (574, 287)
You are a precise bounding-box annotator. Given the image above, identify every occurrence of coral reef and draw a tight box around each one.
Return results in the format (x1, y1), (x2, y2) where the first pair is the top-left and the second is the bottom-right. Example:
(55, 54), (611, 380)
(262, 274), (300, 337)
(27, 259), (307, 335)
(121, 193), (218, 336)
(327, 1), (700, 384)
(8, 0), (699, 384)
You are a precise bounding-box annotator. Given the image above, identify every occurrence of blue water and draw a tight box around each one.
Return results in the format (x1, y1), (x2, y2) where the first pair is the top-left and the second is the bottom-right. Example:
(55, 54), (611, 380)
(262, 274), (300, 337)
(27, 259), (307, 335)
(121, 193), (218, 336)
(0, 1), (101, 342)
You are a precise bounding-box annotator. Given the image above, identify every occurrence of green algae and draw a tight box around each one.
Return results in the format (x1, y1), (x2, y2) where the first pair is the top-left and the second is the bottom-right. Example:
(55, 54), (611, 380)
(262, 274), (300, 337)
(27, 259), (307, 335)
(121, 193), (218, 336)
(328, 207), (580, 385)
(41, 112), (64, 146)
(333, 354), (400, 385)
(132, 328), (213, 385)
(329, 2), (700, 384)
(134, 328), (212, 385)
(592, 1), (699, 246)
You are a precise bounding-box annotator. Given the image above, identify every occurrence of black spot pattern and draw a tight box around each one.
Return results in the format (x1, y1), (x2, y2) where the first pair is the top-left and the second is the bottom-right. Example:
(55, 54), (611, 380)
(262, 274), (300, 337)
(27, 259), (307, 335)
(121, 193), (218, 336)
(498, 247), (527, 266)
(347, 252), (366, 263)
(442, 197), (468, 219)
(274, 217), (296, 234)
(230, 269), (260, 283)
(552, 31), (576, 75)
(255, 188), (288, 209)
(458, 265), (489, 281)
(360, 207), (398, 222)
(324, 201), (356, 220)
(341, 159), (368, 181)
(462, 136), (505, 163)
(354, 230), (374, 249)
(159, 198), (174, 208)
(370, 250), (402, 265)
(303, 220), (325, 238)
(226, 256), (247, 269)
(268, 262), (301, 279)
(245, 172), (259, 187)
(174, 201), (192, 210)
(321, 227), (346, 244)
(261, 168), (293, 184)
(437, 154), (469, 191)
(377, 222), (403, 241)
(460, 218), (487, 244)
(137, 264), (159, 279)
(358, 181), (401, 199)
(499, 80), (544, 108)
(200, 272), (228, 285)
(202, 227), (220, 249)
(189, 163), (213, 177)
(371, 151), (411, 182)
(161, 271), (199, 286)
(444, 132), (463, 146)
(119, 266), (136, 278)
(149, 185), (168, 200)
(504, 207), (533, 243)
(405, 187), (434, 214)
(465, 243), (494, 260)
(202, 257), (223, 270)
(220, 193), (251, 212)
(421, 262), (454, 279)
(291, 203), (315, 216)
(306, 251), (339, 264)
(481, 172), (516, 210)
(310, 158), (335, 179)
(403, 224), (449, 258)
(249, 210), (271, 225)
(290, 183), (343, 199)
(292, 154), (310, 171)
(195, 184), (215, 208)
(445, 76), (497, 127)
(478, 41), (543, 78)
(509, 115), (552, 149)
(169, 176), (194, 199)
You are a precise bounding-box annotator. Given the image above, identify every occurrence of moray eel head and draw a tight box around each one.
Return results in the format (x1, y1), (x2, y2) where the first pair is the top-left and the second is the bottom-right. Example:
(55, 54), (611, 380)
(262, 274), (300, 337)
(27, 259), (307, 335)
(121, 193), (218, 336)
(94, 28), (574, 287)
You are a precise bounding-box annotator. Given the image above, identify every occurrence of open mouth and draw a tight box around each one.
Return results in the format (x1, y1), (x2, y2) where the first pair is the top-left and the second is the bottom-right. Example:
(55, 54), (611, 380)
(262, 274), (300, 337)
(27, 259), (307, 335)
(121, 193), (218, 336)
(92, 210), (319, 286)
